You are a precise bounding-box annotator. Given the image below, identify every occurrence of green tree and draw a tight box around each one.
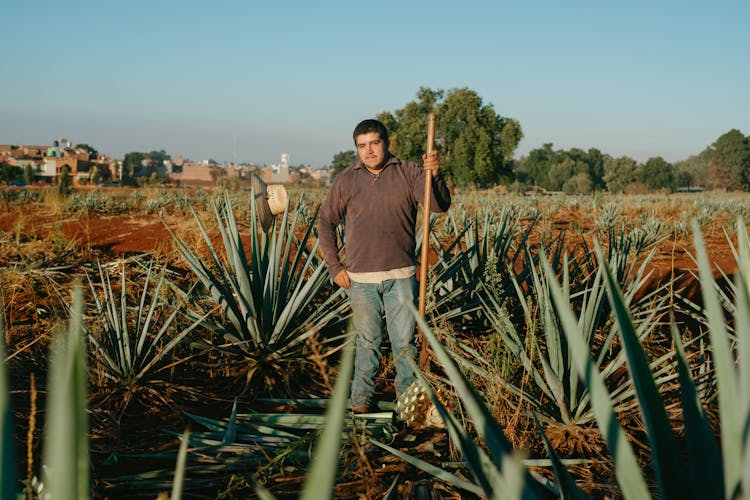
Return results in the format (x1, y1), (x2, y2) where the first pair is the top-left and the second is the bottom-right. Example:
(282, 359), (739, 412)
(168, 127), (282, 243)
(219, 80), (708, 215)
(59, 166), (72, 194)
(89, 166), (101, 185)
(519, 144), (606, 193)
(147, 150), (171, 165)
(122, 150), (170, 185)
(706, 161), (733, 190)
(0, 164), (22, 184)
(704, 129), (750, 190)
(24, 164), (34, 185)
(517, 143), (555, 187)
(547, 157), (584, 191)
(640, 156), (676, 192)
(378, 87), (443, 162)
(603, 156), (639, 193)
(674, 154), (709, 190)
(584, 147), (606, 189)
(122, 152), (145, 185)
(75, 144), (98, 156)
(377, 87), (522, 187)
(438, 88), (522, 186)
(564, 172), (594, 194)
(330, 150), (357, 178)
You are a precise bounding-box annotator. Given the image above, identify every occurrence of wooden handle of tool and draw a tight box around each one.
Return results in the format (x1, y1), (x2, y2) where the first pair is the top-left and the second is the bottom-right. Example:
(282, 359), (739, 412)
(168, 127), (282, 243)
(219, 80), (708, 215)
(418, 113), (435, 370)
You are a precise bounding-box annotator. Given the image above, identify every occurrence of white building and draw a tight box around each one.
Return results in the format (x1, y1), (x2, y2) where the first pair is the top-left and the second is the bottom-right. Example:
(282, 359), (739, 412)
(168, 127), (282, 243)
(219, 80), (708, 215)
(270, 153), (290, 183)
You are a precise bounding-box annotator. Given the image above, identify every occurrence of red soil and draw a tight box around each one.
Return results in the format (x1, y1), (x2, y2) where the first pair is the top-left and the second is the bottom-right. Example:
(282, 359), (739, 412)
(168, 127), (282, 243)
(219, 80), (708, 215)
(0, 207), (739, 300)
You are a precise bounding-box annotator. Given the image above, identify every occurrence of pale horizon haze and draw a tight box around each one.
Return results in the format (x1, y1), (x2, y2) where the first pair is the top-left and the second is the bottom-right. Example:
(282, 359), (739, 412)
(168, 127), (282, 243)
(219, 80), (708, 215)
(2, 0), (748, 167)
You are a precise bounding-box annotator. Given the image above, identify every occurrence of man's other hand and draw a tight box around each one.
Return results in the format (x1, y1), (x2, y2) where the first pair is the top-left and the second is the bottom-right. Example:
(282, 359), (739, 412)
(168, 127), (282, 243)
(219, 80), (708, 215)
(333, 269), (350, 289)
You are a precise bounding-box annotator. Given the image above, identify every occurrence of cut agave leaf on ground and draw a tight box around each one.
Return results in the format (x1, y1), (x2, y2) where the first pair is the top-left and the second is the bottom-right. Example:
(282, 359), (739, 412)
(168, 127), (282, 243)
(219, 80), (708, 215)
(369, 439), (484, 496)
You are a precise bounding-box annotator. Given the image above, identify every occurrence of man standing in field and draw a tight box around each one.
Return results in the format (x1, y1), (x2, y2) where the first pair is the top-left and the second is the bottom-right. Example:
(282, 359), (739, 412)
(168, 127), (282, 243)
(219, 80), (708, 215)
(318, 119), (452, 413)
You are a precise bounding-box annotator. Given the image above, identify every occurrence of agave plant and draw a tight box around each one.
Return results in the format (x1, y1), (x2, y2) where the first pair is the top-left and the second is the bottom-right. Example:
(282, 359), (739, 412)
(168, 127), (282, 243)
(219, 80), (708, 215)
(420, 204), (539, 326)
(78, 259), (209, 409)
(373, 309), (568, 499)
(516, 216), (750, 499)
(690, 218), (750, 499)
(373, 218), (743, 499)
(476, 226), (677, 429)
(6, 281), (195, 499)
(165, 190), (349, 381)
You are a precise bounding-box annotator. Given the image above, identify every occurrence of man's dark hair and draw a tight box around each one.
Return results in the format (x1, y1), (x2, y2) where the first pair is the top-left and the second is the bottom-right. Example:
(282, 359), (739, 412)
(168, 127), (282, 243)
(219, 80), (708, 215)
(353, 119), (389, 145)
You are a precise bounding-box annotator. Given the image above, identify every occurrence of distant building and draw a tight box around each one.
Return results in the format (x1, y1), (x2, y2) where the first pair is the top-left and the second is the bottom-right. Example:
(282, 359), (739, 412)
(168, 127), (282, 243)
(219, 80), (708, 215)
(168, 161), (215, 185)
(1, 139), (116, 184)
(261, 153), (290, 183)
(303, 165), (332, 182)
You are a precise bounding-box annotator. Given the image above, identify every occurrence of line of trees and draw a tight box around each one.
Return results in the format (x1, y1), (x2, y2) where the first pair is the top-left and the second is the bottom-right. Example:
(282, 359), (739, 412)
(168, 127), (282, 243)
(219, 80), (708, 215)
(519, 129), (750, 194)
(328, 87), (750, 194)
(517, 145), (684, 194)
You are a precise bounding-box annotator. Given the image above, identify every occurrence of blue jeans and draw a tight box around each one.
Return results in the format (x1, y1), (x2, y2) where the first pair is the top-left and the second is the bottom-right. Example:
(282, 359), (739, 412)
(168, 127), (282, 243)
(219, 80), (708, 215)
(348, 276), (418, 408)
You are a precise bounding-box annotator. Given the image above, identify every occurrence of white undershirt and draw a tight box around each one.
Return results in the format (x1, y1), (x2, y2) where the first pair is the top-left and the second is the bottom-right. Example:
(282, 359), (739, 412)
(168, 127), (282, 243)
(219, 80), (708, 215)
(347, 265), (416, 284)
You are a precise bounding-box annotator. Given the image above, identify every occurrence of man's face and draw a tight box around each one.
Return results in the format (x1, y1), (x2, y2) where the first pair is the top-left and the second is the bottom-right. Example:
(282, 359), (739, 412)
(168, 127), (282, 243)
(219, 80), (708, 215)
(355, 132), (388, 171)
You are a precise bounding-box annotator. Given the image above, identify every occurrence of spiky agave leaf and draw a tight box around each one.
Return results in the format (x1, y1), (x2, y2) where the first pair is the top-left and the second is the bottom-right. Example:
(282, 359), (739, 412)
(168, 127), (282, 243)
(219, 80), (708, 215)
(423, 205), (538, 326)
(42, 281), (90, 499)
(412, 309), (552, 499)
(693, 218), (750, 499)
(736, 217), (750, 500)
(298, 336), (354, 499)
(541, 254), (651, 499)
(594, 240), (689, 499)
(82, 259), (210, 392)
(670, 317), (725, 499)
(165, 190), (348, 368)
(480, 240), (673, 428)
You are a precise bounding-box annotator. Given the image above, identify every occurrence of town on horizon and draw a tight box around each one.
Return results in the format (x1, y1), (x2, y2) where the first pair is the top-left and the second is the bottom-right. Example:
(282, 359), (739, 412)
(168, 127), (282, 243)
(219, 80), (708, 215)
(0, 139), (332, 188)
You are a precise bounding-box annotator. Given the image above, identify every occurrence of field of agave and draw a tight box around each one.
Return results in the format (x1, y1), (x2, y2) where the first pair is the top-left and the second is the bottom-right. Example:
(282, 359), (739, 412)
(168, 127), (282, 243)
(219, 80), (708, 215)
(1, 185), (749, 498)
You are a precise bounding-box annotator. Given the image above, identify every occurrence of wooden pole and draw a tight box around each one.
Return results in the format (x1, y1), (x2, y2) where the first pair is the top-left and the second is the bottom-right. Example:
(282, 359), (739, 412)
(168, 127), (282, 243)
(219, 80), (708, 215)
(418, 113), (435, 371)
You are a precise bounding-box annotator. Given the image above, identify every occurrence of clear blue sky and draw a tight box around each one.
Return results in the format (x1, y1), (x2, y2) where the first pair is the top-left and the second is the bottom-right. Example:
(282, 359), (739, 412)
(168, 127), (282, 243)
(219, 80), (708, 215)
(2, 0), (748, 167)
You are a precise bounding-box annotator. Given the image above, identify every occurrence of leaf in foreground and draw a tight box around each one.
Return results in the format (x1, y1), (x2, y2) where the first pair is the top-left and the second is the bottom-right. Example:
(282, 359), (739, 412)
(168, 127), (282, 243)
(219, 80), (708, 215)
(299, 334), (355, 499)
(42, 281), (90, 499)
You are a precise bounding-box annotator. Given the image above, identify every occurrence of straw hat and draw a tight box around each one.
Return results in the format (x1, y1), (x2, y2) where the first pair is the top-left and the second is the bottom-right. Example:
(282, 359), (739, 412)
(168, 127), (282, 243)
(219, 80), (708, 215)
(251, 174), (288, 232)
(266, 184), (288, 216)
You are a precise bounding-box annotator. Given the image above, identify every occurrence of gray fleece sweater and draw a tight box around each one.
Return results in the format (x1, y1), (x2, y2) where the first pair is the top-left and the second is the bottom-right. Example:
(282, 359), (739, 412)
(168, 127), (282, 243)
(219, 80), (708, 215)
(318, 154), (452, 279)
